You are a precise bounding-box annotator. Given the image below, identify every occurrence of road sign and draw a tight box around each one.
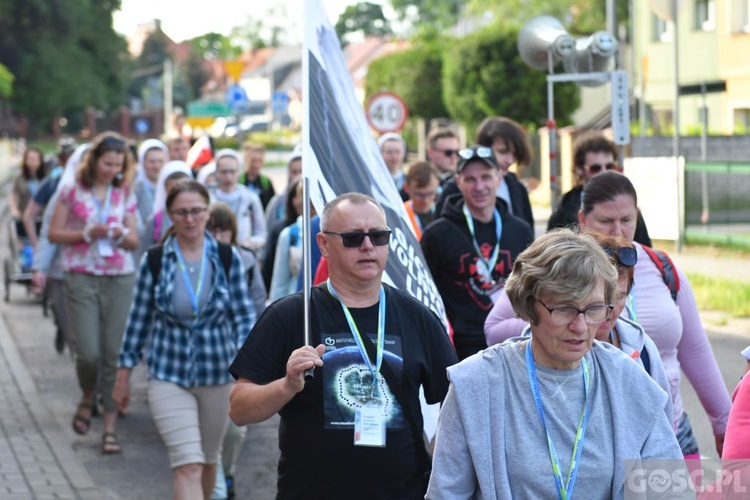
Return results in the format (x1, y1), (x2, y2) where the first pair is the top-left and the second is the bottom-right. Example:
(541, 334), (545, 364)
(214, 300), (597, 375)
(679, 80), (727, 96)
(224, 61), (245, 83)
(365, 92), (408, 133)
(187, 101), (231, 117)
(271, 91), (290, 113)
(610, 71), (630, 146)
(225, 83), (250, 110)
(134, 118), (149, 135)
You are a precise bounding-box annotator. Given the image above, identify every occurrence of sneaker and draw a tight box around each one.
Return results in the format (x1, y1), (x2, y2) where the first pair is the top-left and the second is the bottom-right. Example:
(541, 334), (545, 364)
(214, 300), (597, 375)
(226, 475), (235, 500)
(54, 328), (65, 354)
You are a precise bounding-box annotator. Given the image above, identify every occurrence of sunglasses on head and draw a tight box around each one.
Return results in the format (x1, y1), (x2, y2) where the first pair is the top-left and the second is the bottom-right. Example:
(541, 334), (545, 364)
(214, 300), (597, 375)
(604, 246), (637, 267)
(323, 229), (391, 248)
(458, 147), (494, 161)
(97, 136), (126, 153)
(586, 162), (618, 174)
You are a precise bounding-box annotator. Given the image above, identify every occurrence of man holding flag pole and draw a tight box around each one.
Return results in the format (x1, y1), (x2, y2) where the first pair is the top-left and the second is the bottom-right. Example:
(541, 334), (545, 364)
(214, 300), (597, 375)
(228, 0), (457, 497)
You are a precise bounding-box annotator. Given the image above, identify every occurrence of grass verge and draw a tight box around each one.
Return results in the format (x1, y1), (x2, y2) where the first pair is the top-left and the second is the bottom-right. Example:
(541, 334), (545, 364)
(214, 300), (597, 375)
(686, 272), (750, 318)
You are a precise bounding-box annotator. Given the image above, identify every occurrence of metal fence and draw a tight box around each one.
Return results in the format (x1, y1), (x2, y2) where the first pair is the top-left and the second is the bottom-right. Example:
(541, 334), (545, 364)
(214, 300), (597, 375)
(684, 162), (750, 249)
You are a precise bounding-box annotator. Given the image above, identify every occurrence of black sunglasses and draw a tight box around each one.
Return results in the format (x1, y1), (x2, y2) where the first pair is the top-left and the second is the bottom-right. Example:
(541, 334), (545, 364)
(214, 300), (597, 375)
(586, 162), (617, 174)
(604, 246), (637, 267)
(323, 229), (391, 248)
(97, 136), (127, 153)
(438, 149), (458, 157)
(458, 147), (494, 161)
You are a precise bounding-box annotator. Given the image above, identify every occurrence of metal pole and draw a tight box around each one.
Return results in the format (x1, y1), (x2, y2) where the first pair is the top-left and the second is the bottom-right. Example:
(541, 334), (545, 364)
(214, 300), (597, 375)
(547, 52), (558, 212)
(302, 176), (314, 382)
(163, 59), (173, 136)
(700, 83), (710, 225)
(672, 0), (682, 252)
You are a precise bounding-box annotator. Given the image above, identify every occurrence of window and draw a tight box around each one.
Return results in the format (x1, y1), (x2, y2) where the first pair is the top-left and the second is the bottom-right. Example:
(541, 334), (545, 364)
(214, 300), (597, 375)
(731, 0), (750, 33)
(733, 108), (750, 133)
(694, 0), (716, 31)
(653, 14), (672, 42)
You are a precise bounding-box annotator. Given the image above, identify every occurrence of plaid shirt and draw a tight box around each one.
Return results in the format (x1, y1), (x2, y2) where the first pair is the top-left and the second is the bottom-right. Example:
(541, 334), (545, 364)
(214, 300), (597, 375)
(119, 233), (256, 387)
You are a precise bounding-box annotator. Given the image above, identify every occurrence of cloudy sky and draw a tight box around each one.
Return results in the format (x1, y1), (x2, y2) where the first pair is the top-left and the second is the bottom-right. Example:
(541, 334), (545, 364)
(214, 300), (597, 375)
(113, 0), (376, 42)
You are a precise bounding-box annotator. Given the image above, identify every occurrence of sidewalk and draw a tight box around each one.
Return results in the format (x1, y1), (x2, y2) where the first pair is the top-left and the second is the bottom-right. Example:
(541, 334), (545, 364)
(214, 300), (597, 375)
(0, 314), (100, 500)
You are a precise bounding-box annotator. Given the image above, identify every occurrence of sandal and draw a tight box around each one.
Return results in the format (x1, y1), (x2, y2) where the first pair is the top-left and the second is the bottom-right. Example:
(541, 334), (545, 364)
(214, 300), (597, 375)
(72, 401), (93, 436)
(102, 432), (121, 455)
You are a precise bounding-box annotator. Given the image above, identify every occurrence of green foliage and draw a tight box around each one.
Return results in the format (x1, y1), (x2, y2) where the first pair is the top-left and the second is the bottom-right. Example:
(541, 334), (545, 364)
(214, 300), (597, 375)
(442, 23), (580, 130)
(390, 0), (464, 31)
(335, 2), (392, 46)
(0, 63), (14, 98)
(364, 40), (449, 120)
(686, 272), (750, 317)
(0, 0), (127, 129)
(189, 33), (241, 60)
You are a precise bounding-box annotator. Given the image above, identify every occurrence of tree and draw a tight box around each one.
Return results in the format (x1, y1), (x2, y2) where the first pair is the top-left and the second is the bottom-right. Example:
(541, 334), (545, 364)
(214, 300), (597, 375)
(389, 0), (464, 31)
(335, 2), (392, 46)
(364, 39), (449, 120)
(442, 22), (579, 130)
(0, 63), (13, 99)
(0, 0), (127, 131)
(189, 32), (241, 60)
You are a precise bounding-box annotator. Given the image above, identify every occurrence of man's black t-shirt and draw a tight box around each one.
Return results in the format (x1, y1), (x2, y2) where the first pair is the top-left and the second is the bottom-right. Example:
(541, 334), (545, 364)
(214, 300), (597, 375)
(229, 284), (457, 500)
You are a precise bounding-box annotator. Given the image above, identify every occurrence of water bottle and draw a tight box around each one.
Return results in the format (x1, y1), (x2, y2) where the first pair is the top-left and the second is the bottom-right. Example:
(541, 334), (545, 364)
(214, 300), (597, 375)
(20, 245), (33, 271)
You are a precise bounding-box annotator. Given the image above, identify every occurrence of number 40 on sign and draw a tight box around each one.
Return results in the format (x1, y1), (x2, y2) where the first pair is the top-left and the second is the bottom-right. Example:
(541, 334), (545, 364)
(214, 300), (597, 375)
(366, 92), (409, 133)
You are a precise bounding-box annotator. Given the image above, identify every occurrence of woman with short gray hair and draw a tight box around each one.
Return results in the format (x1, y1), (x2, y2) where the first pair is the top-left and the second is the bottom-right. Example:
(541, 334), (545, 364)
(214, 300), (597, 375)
(427, 229), (681, 499)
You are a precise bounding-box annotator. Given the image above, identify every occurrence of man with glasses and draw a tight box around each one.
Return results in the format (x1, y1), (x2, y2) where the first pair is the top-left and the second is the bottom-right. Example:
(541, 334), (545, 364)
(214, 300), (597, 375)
(426, 127), (461, 177)
(422, 146), (534, 360)
(547, 132), (652, 246)
(229, 192), (457, 498)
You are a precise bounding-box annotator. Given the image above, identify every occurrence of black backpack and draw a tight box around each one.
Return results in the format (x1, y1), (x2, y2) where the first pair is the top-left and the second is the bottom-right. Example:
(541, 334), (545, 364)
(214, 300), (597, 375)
(147, 242), (233, 287)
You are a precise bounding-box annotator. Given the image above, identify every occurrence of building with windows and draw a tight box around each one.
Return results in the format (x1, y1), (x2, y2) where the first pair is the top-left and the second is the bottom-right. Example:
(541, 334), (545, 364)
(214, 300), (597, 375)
(632, 0), (750, 134)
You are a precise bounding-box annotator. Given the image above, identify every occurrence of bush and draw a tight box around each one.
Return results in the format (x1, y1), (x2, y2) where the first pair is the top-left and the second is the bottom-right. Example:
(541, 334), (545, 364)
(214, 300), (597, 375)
(442, 22), (580, 131)
(364, 39), (449, 120)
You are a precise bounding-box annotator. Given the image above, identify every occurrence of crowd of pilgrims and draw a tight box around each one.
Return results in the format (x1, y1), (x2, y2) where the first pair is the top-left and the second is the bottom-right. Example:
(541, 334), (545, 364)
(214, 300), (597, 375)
(8, 121), (749, 499)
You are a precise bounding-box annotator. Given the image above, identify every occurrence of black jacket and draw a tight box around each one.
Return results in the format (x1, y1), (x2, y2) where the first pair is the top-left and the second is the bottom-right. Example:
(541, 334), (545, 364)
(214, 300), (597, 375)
(436, 171), (534, 229)
(547, 185), (652, 247)
(421, 195), (534, 360)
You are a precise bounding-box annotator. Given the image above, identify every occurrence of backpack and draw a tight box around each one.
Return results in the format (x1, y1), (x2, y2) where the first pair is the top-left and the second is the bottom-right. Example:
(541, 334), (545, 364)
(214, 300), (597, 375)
(641, 246), (680, 302)
(147, 242), (233, 288)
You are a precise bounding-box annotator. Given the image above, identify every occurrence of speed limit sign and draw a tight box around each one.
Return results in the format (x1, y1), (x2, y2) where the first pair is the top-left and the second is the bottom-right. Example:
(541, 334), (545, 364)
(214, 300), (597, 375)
(366, 92), (409, 133)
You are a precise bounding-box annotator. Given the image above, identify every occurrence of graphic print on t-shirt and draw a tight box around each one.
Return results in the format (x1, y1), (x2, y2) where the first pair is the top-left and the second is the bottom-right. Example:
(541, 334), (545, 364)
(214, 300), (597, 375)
(321, 332), (405, 430)
(458, 247), (512, 308)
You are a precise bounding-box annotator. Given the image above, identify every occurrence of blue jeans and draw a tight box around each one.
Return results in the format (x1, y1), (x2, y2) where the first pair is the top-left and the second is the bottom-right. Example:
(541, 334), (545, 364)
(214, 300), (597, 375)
(676, 412), (700, 456)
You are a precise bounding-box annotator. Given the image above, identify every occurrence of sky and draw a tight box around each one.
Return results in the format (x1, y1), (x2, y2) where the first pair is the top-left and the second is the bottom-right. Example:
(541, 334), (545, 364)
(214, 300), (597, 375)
(113, 0), (371, 43)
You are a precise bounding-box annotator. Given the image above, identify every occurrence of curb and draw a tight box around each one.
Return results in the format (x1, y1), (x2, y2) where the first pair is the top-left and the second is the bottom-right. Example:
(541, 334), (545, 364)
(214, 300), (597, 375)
(0, 288), (102, 499)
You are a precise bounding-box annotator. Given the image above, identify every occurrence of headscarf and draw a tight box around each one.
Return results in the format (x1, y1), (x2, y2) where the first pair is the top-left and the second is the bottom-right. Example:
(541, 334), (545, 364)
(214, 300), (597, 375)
(376, 132), (406, 156)
(56, 143), (91, 194)
(214, 148), (243, 169)
(136, 138), (169, 183)
(153, 160), (193, 216)
(196, 161), (217, 186)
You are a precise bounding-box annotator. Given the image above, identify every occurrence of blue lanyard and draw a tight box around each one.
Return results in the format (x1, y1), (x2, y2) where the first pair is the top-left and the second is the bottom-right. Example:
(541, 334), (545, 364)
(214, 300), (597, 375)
(462, 205), (502, 278)
(173, 239), (208, 316)
(327, 279), (386, 391)
(625, 290), (637, 322)
(526, 341), (590, 500)
(92, 184), (113, 224)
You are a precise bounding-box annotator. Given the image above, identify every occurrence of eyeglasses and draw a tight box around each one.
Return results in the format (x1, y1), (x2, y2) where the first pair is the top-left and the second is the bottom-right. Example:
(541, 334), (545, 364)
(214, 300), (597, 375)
(538, 300), (613, 326)
(323, 229), (391, 248)
(97, 136), (126, 152)
(170, 207), (208, 219)
(437, 149), (458, 157)
(586, 162), (617, 174)
(409, 189), (437, 200)
(458, 147), (494, 161)
(604, 246), (637, 267)
(216, 168), (238, 175)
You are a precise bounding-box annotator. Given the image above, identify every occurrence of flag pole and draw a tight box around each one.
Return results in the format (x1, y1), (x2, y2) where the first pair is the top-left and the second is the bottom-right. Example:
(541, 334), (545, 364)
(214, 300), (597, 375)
(302, 176), (314, 382)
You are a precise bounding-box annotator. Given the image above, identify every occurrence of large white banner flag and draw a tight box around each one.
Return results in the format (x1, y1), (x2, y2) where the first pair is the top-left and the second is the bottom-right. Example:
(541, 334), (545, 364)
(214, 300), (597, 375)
(301, 0), (446, 325)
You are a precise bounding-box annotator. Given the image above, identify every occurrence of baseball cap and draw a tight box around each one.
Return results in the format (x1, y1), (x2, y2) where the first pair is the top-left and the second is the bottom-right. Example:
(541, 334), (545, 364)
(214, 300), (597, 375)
(456, 145), (498, 173)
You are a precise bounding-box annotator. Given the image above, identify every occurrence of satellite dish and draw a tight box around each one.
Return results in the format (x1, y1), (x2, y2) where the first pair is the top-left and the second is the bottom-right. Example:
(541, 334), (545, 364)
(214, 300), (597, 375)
(518, 15), (576, 71)
(647, 0), (686, 21)
(562, 31), (618, 87)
